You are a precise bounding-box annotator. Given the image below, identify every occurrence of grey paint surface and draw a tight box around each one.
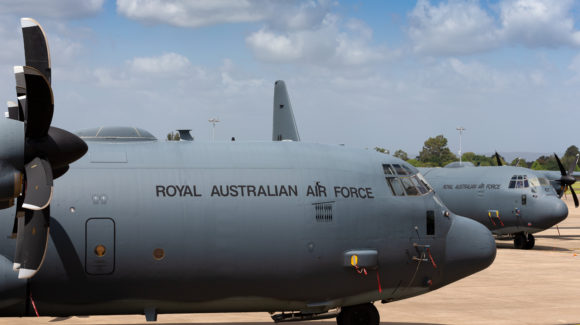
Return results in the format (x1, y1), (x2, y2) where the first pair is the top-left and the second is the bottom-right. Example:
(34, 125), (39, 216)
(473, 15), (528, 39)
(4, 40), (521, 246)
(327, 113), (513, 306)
(421, 165), (568, 236)
(0, 140), (495, 317)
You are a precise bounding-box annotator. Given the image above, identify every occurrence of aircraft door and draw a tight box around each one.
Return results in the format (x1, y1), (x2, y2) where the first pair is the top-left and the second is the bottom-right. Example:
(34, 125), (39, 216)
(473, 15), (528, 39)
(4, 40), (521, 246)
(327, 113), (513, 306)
(85, 218), (115, 275)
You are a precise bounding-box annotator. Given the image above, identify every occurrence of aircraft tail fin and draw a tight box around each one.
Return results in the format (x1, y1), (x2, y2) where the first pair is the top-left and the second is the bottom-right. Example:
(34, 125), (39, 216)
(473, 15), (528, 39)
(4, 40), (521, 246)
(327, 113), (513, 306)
(272, 80), (300, 141)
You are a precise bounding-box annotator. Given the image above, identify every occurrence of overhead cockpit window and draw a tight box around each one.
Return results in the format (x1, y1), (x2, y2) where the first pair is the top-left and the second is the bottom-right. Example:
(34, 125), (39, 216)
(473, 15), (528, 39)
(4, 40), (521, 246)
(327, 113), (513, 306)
(538, 177), (550, 186)
(402, 165), (414, 175)
(392, 164), (408, 175)
(382, 164), (395, 175)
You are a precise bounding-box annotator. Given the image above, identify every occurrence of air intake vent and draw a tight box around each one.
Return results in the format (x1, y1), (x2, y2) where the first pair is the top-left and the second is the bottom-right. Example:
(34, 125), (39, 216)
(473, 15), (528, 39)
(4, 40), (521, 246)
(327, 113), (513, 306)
(314, 202), (333, 222)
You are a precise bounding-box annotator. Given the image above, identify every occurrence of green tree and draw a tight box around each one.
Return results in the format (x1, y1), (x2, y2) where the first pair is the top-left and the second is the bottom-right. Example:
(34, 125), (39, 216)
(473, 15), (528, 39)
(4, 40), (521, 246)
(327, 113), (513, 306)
(490, 153), (507, 166)
(461, 152), (493, 166)
(535, 155), (558, 170)
(510, 158), (526, 167)
(393, 149), (408, 161)
(374, 147), (389, 154)
(417, 135), (457, 167)
(531, 161), (545, 170)
(562, 145), (580, 171)
(166, 132), (181, 141)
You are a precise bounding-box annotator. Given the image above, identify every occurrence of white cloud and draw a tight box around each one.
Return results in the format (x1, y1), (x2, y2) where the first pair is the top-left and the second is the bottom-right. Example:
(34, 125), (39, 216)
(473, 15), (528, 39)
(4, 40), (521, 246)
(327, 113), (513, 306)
(246, 15), (389, 66)
(408, 0), (500, 55)
(116, 0), (331, 30)
(128, 52), (192, 76)
(498, 0), (580, 47)
(408, 0), (580, 56)
(0, 0), (104, 19)
(116, 0), (270, 28)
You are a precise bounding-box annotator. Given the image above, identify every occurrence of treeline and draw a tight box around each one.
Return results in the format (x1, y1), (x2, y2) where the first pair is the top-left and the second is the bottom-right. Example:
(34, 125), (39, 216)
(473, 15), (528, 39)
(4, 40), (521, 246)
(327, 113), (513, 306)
(375, 134), (579, 171)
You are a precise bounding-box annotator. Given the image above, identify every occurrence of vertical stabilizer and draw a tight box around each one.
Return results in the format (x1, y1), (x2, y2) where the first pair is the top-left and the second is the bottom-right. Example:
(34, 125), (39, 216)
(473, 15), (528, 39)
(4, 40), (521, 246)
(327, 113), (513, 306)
(272, 80), (300, 141)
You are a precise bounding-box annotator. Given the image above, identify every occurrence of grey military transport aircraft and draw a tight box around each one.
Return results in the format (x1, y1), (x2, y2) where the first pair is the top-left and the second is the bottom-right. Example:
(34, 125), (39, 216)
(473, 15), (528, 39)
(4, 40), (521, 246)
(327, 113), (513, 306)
(419, 163), (568, 249)
(0, 18), (497, 325)
(272, 81), (569, 251)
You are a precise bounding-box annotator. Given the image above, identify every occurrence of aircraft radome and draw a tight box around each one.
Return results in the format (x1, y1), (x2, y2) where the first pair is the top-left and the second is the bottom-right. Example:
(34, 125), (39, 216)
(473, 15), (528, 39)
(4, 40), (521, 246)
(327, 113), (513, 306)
(272, 81), (569, 251)
(0, 19), (496, 325)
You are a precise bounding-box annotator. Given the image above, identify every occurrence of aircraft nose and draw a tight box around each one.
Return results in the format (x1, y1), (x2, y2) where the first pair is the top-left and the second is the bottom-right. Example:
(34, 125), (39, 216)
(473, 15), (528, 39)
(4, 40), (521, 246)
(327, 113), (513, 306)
(438, 215), (496, 287)
(535, 197), (568, 229)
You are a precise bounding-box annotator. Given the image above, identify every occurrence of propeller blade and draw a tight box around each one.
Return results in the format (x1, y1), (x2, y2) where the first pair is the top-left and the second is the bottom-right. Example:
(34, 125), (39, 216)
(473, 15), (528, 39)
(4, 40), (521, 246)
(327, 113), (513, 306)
(554, 153), (566, 176)
(14, 67), (26, 97)
(15, 208), (50, 279)
(21, 18), (51, 84)
(16, 96), (26, 122)
(21, 158), (53, 210)
(19, 66), (54, 138)
(12, 208), (24, 271)
(569, 154), (580, 176)
(6, 101), (19, 121)
(571, 186), (579, 208)
(494, 152), (503, 166)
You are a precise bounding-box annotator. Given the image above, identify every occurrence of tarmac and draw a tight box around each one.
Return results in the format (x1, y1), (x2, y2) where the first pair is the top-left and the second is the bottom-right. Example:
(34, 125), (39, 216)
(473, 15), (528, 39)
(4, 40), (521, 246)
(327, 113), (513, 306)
(1, 197), (579, 325)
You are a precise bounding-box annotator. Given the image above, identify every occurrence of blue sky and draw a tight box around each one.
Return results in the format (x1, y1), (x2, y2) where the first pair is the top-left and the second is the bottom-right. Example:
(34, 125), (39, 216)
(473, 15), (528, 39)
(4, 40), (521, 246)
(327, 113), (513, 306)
(0, 0), (579, 158)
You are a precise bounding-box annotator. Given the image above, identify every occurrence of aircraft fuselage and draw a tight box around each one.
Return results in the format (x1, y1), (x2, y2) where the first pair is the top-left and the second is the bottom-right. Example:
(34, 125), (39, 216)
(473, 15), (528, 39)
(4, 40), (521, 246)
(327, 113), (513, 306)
(0, 141), (495, 317)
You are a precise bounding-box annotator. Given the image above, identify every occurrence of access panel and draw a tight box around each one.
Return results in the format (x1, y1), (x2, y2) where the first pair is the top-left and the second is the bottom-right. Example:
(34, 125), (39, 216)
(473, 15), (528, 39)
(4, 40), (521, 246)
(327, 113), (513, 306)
(85, 218), (115, 275)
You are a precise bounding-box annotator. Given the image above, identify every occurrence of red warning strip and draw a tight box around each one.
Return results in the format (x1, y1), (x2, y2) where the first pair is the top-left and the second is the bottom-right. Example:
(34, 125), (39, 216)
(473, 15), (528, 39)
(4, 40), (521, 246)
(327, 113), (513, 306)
(427, 248), (437, 269)
(376, 270), (382, 293)
(30, 293), (39, 317)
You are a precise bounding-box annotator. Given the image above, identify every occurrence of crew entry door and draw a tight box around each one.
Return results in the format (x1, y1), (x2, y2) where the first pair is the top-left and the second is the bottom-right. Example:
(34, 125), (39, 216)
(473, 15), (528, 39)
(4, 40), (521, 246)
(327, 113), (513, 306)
(85, 218), (115, 275)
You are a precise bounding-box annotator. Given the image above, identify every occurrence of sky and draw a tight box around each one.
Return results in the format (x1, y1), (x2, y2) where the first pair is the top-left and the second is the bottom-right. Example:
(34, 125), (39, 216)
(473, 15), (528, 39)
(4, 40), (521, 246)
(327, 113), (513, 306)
(0, 0), (579, 158)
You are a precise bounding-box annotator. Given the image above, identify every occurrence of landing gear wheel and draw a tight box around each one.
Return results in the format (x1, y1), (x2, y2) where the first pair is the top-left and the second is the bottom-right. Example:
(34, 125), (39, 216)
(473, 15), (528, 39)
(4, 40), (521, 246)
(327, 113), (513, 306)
(524, 233), (535, 250)
(514, 233), (526, 249)
(337, 303), (379, 325)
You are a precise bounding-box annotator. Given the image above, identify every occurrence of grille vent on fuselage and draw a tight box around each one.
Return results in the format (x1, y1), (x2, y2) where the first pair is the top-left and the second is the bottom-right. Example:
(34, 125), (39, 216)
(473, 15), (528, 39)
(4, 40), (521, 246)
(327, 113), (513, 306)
(314, 202), (333, 222)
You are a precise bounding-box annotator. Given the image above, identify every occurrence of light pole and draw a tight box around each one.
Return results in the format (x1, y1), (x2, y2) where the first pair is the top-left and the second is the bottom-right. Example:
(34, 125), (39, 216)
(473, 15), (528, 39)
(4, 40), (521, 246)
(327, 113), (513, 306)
(456, 127), (465, 165)
(209, 118), (220, 141)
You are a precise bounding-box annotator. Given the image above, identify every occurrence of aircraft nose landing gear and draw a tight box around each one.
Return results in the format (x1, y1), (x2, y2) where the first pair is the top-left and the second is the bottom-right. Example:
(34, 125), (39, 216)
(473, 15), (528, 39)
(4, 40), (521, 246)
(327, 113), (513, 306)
(336, 303), (379, 325)
(514, 232), (534, 250)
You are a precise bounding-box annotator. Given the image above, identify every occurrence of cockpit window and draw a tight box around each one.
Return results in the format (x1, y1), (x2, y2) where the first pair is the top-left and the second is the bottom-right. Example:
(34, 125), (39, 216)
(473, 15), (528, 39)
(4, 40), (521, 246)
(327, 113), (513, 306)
(392, 164), (408, 175)
(382, 164), (395, 175)
(529, 177), (540, 187)
(412, 175), (429, 194)
(402, 165), (414, 175)
(509, 175), (530, 189)
(400, 177), (420, 196)
(382, 163), (432, 196)
(386, 177), (406, 196)
(539, 177), (550, 186)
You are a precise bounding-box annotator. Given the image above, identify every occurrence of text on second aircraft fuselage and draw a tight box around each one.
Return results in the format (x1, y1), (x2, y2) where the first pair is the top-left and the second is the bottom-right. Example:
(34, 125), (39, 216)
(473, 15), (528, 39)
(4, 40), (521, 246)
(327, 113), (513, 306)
(442, 183), (501, 190)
